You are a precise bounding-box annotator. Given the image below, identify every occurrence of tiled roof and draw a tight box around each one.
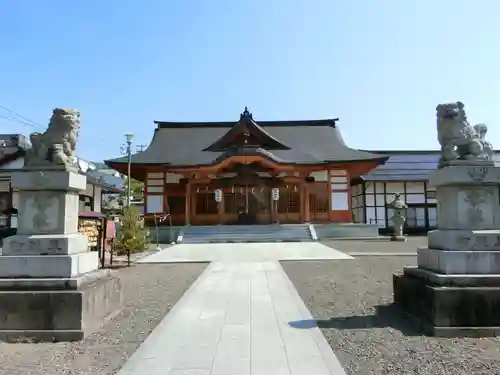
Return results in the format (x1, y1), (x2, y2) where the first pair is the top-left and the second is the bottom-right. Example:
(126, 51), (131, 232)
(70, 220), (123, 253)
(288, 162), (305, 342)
(361, 151), (439, 181)
(105, 119), (388, 167)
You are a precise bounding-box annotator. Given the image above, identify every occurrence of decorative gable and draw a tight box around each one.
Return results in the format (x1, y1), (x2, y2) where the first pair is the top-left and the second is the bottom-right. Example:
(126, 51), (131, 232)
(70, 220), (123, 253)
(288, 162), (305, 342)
(203, 107), (291, 152)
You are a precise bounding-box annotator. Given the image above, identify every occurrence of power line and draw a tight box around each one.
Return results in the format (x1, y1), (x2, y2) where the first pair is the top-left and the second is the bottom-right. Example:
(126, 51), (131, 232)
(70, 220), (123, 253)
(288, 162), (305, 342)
(0, 114), (42, 130)
(0, 104), (45, 129)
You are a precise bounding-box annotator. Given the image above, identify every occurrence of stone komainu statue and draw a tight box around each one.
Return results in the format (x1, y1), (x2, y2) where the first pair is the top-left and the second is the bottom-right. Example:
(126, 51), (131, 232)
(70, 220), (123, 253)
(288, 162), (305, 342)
(24, 108), (80, 169)
(436, 101), (493, 168)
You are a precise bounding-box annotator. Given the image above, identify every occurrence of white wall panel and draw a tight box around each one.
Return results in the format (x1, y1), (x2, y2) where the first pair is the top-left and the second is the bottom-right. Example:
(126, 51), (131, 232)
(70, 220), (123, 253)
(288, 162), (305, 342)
(146, 195), (163, 213)
(147, 186), (163, 193)
(366, 207), (376, 224)
(365, 194), (375, 206)
(330, 176), (347, 183)
(386, 182), (405, 194)
(331, 192), (349, 210)
(330, 170), (347, 176)
(166, 173), (182, 183)
(406, 182), (425, 193)
(406, 194), (425, 204)
(147, 179), (164, 186)
(311, 171), (328, 181)
(147, 172), (164, 179)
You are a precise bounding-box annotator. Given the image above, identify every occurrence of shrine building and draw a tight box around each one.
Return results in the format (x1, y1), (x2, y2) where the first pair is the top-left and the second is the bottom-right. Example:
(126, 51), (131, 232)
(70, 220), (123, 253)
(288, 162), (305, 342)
(105, 108), (388, 227)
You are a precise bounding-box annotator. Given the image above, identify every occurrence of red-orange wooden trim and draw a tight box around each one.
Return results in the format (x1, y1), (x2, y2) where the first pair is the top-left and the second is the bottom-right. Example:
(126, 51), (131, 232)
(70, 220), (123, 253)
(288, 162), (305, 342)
(108, 157), (382, 182)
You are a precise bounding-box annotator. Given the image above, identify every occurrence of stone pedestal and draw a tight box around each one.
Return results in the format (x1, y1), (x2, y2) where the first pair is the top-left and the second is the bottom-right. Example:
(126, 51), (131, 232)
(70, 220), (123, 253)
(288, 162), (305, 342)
(391, 235), (407, 242)
(0, 170), (123, 342)
(393, 164), (500, 337)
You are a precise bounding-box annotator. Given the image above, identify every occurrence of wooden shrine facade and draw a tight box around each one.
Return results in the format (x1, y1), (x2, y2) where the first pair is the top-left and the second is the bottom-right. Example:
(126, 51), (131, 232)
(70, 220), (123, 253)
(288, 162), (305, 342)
(106, 108), (388, 225)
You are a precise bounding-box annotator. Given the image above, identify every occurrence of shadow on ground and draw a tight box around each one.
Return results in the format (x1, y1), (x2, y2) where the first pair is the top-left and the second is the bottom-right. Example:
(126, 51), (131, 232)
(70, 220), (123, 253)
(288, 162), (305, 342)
(289, 303), (422, 336)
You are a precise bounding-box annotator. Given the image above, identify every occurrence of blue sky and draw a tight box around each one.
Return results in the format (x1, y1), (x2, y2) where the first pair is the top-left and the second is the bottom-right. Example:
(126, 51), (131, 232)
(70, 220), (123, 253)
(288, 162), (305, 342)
(1, 0), (499, 162)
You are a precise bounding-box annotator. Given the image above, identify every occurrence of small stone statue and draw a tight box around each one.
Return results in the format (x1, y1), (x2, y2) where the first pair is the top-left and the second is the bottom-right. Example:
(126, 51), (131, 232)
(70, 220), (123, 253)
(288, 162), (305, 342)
(388, 193), (408, 241)
(473, 123), (494, 161)
(24, 108), (80, 170)
(436, 102), (493, 168)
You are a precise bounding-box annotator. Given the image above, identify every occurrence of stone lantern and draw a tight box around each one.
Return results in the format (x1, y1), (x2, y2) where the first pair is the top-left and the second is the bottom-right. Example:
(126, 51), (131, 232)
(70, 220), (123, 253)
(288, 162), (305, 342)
(387, 193), (407, 241)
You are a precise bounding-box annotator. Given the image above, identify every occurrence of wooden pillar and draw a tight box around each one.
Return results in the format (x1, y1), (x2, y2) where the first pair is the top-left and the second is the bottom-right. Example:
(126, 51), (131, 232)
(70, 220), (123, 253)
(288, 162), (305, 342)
(327, 178), (333, 222)
(270, 188), (277, 224)
(185, 181), (191, 225)
(299, 184), (305, 223)
(218, 191), (224, 224)
(304, 184), (311, 223)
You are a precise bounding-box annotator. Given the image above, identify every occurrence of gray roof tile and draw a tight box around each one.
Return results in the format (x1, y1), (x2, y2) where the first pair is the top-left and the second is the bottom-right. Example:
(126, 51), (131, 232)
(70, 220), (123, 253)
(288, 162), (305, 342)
(106, 120), (388, 167)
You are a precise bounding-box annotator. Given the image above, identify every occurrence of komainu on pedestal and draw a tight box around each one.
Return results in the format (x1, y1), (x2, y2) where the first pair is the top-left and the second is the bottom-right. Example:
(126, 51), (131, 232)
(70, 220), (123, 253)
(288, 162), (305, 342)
(393, 101), (500, 337)
(436, 101), (494, 168)
(0, 108), (123, 343)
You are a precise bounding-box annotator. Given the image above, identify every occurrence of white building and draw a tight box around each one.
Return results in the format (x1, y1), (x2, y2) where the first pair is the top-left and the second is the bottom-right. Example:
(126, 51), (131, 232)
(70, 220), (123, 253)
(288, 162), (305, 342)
(352, 150), (500, 233)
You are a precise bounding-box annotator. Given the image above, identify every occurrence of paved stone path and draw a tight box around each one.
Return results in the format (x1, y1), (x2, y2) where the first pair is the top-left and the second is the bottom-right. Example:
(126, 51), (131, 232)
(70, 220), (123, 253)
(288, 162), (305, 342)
(118, 243), (350, 374)
(138, 242), (352, 263)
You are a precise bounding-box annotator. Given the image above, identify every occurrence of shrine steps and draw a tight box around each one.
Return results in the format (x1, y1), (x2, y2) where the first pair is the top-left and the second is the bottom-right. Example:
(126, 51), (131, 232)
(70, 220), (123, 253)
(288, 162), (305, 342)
(178, 224), (314, 244)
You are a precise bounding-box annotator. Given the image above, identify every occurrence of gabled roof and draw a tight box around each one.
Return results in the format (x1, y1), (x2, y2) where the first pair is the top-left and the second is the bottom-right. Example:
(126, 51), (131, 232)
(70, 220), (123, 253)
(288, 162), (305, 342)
(105, 109), (388, 168)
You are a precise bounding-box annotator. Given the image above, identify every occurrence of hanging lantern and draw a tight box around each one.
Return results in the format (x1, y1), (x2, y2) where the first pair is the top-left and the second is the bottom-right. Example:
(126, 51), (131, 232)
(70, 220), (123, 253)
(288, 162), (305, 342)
(214, 188), (222, 202)
(272, 188), (280, 201)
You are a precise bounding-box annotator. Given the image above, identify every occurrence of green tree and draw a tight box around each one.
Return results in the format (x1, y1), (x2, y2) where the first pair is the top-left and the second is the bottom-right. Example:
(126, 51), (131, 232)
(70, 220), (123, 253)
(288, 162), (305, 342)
(121, 177), (144, 202)
(115, 205), (150, 255)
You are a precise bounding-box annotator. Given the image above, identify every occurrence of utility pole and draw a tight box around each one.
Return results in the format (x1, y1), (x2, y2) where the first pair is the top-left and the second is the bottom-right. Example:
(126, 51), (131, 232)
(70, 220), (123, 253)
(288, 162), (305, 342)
(120, 134), (134, 207)
(136, 144), (147, 152)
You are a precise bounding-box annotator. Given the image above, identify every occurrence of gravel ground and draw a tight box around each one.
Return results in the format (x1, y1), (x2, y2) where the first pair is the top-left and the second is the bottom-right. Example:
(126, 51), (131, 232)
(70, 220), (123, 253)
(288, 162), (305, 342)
(0, 263), (207, 375)
(282, 256), (500, 375)
(322, 236), (424, 254)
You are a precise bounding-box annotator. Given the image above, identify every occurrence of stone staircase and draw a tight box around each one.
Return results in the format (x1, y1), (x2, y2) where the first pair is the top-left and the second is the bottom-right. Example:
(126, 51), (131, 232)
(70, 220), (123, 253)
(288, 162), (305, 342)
(178, 224), (315, 244)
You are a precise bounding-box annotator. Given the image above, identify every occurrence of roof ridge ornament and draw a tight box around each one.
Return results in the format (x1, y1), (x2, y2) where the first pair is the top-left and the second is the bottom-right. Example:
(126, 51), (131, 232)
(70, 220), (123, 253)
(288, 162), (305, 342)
(240, 106), (253, 120)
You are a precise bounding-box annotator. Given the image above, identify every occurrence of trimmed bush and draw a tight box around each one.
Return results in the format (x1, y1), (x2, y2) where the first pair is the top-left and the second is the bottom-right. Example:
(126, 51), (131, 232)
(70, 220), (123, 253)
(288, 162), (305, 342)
(115, 205), (149, 255)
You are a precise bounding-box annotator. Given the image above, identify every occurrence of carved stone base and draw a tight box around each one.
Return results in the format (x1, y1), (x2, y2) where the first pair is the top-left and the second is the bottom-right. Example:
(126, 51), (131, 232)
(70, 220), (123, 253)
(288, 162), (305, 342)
(10, 170), (86, 236)
(0, 269), (123, 342)
(0, 252), (98, 278)
(428, 166), (500, 231)
(418, 247), (500, 274)
(390, 235), (407, 242)
(428, 229), (500, 251)
(2, 233), (88, 256)
(393, 267), (500, 337)
(11, 169), (86, 192)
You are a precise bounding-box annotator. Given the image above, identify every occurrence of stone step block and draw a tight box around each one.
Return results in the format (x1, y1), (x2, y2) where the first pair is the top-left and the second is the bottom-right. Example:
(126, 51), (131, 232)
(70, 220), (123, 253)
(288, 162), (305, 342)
(0, 252), (99, 278)
(2, 233), (88, 256)
(418, 247), (500, 274)
(428, 229), (500, 251)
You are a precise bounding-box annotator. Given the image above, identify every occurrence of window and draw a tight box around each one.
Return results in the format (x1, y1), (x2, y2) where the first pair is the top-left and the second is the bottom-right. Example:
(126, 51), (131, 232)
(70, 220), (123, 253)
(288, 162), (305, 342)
(278, 185), (300, 213)
(310, 184), (329, 213)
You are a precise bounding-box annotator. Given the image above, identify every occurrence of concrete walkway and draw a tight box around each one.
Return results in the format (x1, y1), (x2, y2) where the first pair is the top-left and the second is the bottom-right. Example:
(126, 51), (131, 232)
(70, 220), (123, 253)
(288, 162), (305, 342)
(118, 243), (350, 374)
(138, 242), (352, 263)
